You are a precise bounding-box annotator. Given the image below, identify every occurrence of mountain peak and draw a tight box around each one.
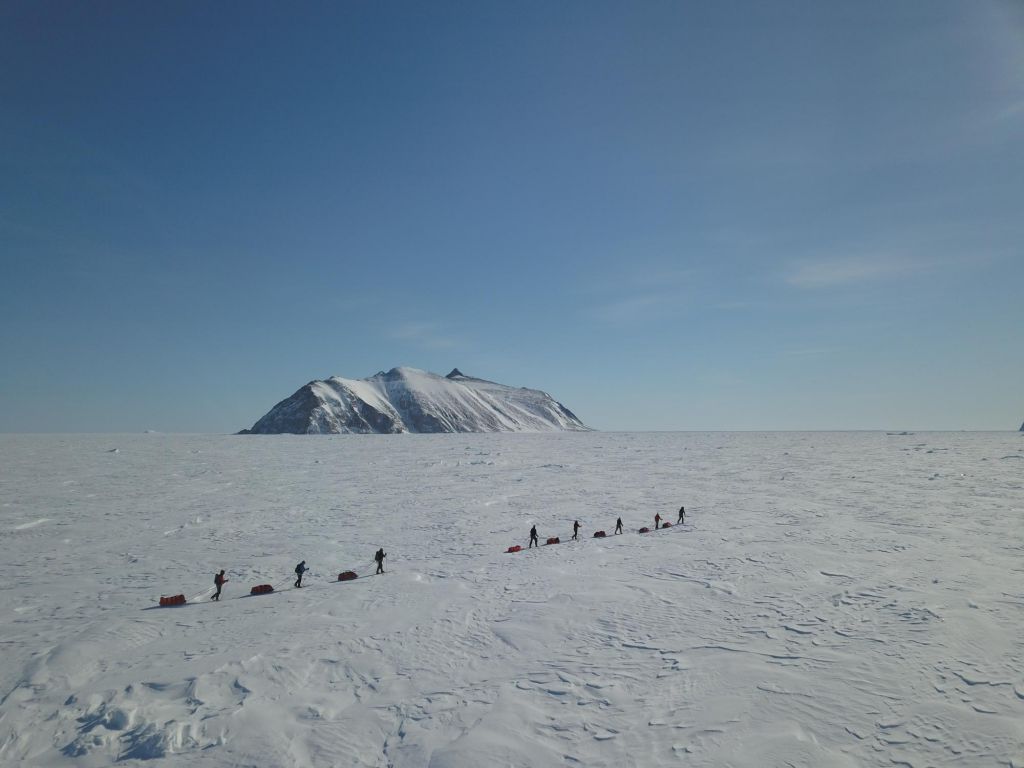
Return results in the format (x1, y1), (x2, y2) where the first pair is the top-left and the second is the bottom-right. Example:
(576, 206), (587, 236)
(446, 368), (465, 379)
(376, 366), (424, 380)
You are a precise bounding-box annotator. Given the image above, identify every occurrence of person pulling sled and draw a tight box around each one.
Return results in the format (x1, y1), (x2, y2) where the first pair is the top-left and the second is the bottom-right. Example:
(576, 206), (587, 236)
(678, 506), (685, 524)
(375, 548), (387, 574)
(212, 569), (228, 600)
(529, 525), (539, 548)
(294, 560), (308, 588)
(615, 517), (623, 535)
(572, 520), (581, 540)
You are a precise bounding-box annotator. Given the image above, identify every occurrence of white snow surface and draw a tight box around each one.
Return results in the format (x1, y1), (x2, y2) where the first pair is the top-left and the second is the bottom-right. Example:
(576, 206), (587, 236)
(1, 431), (1022, 767)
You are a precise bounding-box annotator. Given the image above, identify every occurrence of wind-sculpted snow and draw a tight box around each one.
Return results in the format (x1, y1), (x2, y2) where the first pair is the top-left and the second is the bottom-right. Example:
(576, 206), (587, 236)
(0, 432), (1022, 766)
(243, 367), (589, 434)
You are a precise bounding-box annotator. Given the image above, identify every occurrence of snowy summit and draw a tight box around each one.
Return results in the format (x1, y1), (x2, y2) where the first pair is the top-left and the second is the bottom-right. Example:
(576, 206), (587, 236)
(241, 367), (589, 434)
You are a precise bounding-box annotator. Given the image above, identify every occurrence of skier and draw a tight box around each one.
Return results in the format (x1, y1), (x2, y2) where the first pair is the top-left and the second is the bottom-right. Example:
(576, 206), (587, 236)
(572, 520), (581, 540)
(678, 505), (686, 524)
(615, 517), (623, 535)
(375, 548), (387, 574)
(654, 513), (661, 530)
(529, 525), (539, 548)
(212, 569), (228, 601)
(294, 560), (308, 588)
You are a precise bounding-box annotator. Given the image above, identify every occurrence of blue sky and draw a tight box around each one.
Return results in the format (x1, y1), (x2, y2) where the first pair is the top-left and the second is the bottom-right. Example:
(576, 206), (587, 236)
(1, 0), (1022, 432)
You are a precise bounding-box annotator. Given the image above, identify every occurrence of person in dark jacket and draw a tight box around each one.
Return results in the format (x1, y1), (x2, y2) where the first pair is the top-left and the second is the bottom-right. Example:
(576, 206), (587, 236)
(213, 569), (227, 600)
(375, 548), (386, 574)
(615, 517), (623, 535)
(678, 506), (686, 524)
(654, 513), (661, 530)
(572, 520), (581, 540)
(294, 560), (308, 588)
(529, 525), (539, 548)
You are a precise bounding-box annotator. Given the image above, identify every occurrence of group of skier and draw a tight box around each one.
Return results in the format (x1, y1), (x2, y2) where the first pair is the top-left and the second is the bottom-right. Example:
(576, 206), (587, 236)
(210, 547), (387, 602)
(208, 506), (688, 599)
(529, 505), (686, 548)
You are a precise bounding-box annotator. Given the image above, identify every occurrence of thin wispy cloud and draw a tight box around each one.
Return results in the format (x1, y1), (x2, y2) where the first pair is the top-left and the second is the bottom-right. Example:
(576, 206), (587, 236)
(786, 256), (919, 288)
(580, 265), (693, 295)
(715, 300), (753, 311)
(389, 322), (460, 350)
(784, 347), (832, 357)
(996, 98), (1024, 122)
(586, 264), (693, 324)
(591, 293), (674, 324)
(623, 267), (695, 291)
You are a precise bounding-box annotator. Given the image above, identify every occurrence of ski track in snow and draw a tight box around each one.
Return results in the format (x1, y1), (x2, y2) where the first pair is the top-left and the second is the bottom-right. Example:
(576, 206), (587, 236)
(0, 432), (1022, 767)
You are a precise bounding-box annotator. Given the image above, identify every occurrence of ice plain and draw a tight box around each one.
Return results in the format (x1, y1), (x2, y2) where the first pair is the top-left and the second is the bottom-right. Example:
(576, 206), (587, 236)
(0, 431), (1022, 767)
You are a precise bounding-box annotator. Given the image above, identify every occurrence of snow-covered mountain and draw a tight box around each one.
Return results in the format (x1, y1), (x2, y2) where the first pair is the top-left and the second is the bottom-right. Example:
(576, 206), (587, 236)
(241, 367), (590, 434)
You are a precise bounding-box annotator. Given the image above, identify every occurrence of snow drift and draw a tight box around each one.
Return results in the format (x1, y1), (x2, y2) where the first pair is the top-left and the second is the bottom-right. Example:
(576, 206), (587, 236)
(241, 367), (589, 434)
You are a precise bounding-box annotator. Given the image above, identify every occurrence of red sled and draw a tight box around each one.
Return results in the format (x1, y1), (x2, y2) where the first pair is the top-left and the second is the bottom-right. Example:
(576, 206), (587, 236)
(507, 545), (522, 553)
(546, 537), (560, 545)
(337, 571), (358, 581)
(661, 522), (672, 528)
(250, 584), (274, 595)
(159, 594), (186, 607)
(639, 527), (650, 533)
(593, 531), (606, 538)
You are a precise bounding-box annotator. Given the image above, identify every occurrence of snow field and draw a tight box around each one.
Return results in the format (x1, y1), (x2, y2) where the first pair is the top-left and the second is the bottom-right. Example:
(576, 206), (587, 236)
(0, 431), (1022, 766)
